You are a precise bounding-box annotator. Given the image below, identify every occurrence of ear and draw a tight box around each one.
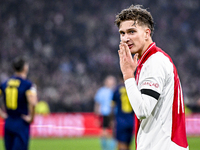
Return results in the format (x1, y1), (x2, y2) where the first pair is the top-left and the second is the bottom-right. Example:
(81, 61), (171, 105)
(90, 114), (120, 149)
(145, 28), (151, 40)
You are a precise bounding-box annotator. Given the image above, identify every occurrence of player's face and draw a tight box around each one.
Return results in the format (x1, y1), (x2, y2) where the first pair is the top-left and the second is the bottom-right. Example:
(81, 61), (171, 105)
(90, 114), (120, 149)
(119, 20), (148, 56)
(106, 77), (116, 89)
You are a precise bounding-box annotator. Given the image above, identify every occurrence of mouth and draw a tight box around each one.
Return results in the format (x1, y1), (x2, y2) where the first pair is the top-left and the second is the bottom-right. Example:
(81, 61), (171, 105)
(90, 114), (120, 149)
(128, 44), (133, 49)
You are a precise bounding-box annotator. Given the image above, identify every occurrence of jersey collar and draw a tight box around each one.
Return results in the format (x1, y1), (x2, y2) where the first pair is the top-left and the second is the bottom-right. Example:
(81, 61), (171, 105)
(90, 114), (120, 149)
(137, 42), (156, 67)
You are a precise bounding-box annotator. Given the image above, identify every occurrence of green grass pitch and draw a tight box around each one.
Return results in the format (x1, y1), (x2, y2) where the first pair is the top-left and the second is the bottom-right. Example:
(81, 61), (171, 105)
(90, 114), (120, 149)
(0, 136), (199, 150)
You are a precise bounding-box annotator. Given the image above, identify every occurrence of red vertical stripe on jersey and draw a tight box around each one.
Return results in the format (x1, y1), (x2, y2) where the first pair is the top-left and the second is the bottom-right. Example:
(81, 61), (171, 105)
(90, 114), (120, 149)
(171, 63), (188, 148)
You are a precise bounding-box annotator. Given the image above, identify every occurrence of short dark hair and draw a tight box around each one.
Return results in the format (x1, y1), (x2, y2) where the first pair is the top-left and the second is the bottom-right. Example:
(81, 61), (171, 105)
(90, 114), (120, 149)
(12, 56), (28, 72)
(115, 5), (154, 37)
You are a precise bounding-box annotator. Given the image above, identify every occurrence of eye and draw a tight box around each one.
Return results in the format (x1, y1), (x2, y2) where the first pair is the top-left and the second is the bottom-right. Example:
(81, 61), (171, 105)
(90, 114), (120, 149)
(130, 30), (135, 34)
(119, 31), (125, 36)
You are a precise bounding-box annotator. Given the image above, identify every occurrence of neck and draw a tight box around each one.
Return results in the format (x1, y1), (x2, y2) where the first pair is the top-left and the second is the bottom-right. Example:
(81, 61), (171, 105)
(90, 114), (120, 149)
(139, 39), (153, 59)
(15, 72), (27, 79)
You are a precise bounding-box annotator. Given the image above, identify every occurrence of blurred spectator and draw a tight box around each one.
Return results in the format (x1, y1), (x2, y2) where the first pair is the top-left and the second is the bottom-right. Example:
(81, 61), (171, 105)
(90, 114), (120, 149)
(0, 0), (200, 112)
(35, 100), (50, 115)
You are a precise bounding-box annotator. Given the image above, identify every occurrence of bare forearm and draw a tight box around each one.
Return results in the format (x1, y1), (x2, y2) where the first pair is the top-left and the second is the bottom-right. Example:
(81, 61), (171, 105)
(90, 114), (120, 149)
(21, 104), (35, 123)
(29, 104), (35, 123)
(0, 108), (7, 119)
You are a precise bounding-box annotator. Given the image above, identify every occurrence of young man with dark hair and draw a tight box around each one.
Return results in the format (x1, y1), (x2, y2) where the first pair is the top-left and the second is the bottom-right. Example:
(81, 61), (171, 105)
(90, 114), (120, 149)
(115, 5), (189, 150)
(0, 56), (38, 150)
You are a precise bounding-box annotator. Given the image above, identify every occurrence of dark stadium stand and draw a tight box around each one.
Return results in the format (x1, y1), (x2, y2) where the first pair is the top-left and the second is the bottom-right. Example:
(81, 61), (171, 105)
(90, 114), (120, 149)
(0, 0), (200, 112)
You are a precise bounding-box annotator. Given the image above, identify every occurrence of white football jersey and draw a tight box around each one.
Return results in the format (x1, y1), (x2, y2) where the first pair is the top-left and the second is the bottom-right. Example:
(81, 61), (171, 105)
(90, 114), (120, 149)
(125, 43), (189, 150)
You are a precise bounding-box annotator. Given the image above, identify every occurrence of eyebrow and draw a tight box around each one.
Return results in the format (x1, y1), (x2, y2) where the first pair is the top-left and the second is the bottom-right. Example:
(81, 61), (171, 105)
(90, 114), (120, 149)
(119, 27), (137, 33)
(119, 30), (124, 33)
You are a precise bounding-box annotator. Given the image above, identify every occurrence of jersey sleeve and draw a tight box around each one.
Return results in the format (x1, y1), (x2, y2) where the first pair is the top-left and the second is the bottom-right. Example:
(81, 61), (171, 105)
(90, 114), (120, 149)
(125, 54), (167, 120)
(26, 83), (37, 96)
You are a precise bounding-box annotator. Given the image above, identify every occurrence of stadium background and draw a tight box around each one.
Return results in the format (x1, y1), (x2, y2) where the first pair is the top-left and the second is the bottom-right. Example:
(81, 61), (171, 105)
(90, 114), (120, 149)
(0, 0), (200, 149)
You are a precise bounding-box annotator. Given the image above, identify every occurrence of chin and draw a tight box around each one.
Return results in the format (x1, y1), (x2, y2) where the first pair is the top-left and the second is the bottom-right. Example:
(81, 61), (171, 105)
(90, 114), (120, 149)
(130, 49), (137, 54)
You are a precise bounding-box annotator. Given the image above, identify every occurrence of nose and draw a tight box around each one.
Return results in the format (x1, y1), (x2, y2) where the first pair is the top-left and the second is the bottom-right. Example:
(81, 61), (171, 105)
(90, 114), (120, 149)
(121, 34), (130, 43)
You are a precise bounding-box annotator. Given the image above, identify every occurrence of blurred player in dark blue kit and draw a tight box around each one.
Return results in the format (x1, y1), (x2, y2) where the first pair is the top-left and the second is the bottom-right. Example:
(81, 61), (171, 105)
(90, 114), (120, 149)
(0, 56), (38, 150)
(112, 73), (134, 150)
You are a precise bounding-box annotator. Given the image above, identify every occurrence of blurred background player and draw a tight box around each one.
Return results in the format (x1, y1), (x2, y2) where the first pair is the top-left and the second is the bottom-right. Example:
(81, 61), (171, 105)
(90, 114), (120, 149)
(112, 73), (134, 150)
(94, 75), (116, 150)
(0, 56), (38, 150)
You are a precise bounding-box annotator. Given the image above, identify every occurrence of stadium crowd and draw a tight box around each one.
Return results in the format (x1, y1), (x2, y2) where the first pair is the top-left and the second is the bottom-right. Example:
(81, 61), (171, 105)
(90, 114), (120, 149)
(0, 0), (200, 112)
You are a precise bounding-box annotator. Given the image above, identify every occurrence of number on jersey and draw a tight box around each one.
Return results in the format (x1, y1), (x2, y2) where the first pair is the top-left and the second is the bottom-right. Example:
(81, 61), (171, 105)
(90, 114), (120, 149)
(5, 79), (20, 110)
(120, 87), (133, 113)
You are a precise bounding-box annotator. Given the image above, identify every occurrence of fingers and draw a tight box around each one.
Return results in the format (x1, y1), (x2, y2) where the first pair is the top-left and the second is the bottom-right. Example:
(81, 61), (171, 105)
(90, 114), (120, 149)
(118, 43), (132, 63)
(124, 43), (132, 57)
(118, 44), (125, 63)
(119, 43), (131, 57)
(119, 43), (125, 57)
(134, 53), (138, 64)
(21, 115), (32, 123)
(118, 50), (121, 58)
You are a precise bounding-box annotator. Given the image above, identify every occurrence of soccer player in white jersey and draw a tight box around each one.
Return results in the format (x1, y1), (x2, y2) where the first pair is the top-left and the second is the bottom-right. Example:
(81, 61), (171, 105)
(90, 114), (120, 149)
(115, 5), (189, 150)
